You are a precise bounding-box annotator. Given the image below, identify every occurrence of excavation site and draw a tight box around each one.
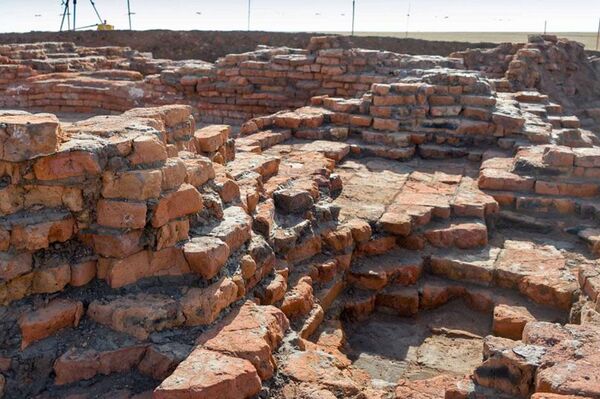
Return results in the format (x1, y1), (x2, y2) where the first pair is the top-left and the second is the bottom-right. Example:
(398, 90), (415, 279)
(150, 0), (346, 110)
(0, 32), (600, 399)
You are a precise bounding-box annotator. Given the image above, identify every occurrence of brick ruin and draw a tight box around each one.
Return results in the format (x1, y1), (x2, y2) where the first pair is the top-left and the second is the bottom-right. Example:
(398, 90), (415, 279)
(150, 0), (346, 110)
(0, 34), (600, 398)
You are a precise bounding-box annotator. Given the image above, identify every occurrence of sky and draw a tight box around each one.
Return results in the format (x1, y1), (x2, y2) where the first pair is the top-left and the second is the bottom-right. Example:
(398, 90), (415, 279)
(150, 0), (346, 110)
(0, 0), (599, 33)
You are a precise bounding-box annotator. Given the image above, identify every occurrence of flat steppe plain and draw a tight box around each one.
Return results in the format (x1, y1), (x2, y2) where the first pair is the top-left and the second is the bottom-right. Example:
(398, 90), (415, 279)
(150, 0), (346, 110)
(334, 31), (599, 50)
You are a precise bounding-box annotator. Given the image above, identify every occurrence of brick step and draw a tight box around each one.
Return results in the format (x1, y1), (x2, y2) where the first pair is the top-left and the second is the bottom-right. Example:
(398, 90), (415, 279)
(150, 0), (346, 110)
(12, 270), (243, 347)
(424, 238), (578, 310)
(0, 208), (75, 252)
(497, 210), (573, 233)
(520, 102), (549, 118)
(296, 303), (325, 339)
(427, 246), (500, 287)
(400, 218), (490, 251)
(193, 205), (253, 252)
(577, 227), (600, 256)
(93, 205), (253, 290)
(480, 167), (600, 199)
(314, 274), (345, 312)
(514, 90), (550, 104)
(490, 78), (512, 93)
(346, 231), (578, 314)
(348, 248), (423, 291)
(45, 52), (81, 59)
(226, 151), (280, 180)
(552, 127), (599, 147)
(235, 128), (291, 152)
(15, 298), (291, 393)
(545, 102), (564, 116)
(279, 274), (316, 321)
(346, 139), (416, 161)
(499, 210), (600, 255)
(546, 115), (581, 129)
(353, 128), (501, 152)
(357, 130), (413, 148)
(481, 147), (600, 197)
(487, 191), (600, 221)
(287, 138), (351, 162)
(499, 208), (599, 232)
(370, 177), (498, 242)
(341, 274), (567, 323)
(417, 143), (484, 161)
(419, 275), (568, 321)
(18, 314), (190, 387)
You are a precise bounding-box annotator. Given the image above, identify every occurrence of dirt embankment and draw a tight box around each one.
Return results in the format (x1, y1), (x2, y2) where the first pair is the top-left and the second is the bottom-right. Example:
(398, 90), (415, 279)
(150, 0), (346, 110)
(0, 30), (499, 61)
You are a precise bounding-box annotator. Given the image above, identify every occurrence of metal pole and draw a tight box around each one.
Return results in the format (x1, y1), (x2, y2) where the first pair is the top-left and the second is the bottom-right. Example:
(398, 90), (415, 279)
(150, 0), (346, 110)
(405, 0), (411, 38)
(596, 17), (600, 50)
(89, 0), (103, 24)
(60, 0), (70, 31)
(247, 0), (251, 31)
(72, 0), (77, 30)
(127, 0), (132, 30)
(351, 0), (355, 36)
(544, 20), (547, 34)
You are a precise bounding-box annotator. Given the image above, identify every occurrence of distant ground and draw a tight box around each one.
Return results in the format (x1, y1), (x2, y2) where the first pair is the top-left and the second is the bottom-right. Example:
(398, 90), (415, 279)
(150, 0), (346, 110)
(0, 30), (597, 62)
(0, 30), (498, 61)
(337, 32), (600, 51)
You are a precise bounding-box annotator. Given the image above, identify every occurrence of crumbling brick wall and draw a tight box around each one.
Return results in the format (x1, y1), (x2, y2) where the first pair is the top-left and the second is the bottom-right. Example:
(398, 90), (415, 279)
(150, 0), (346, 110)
(0, 105), (237, 306)
(1, 36), (598, 126)
(0, 37), (462, 124)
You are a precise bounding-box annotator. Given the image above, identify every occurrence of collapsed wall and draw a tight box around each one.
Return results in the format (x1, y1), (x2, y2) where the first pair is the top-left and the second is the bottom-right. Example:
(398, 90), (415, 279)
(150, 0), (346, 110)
(0, 34), (600, 399)
(452, 34), (600, 118)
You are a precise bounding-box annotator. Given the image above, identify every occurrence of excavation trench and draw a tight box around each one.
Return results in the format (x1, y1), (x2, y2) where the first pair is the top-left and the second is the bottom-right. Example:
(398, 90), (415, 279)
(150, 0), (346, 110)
(342, 300), (489, 384)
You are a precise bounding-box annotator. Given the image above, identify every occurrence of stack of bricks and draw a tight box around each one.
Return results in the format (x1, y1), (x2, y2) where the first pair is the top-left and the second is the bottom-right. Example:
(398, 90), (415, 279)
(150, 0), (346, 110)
(0, 105), (234, 306)
(352, 70), (503, 137)
(0, 41), (183, 114)
(186, 38), (461, 124)
(238, 68), (528, 163)
(450, 42), (523, 80)
(0, 64), (35, 92)
(452, 34), (600, 114)
(0, 69), (183, 114)
(0, 42), (134, 73)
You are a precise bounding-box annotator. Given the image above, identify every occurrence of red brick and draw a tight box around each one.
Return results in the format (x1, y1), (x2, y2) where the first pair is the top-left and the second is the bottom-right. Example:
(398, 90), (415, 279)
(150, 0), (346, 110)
(127, 134), (167, 166)
(97, 199), (147, 229)
(70, 260), (97, 287)
(151, 183), (203, 228)
(183, 237), (230, 280)
(154, 348), (261, 399)
(34, 151), (102, 180)
(19, 299), (83, 349)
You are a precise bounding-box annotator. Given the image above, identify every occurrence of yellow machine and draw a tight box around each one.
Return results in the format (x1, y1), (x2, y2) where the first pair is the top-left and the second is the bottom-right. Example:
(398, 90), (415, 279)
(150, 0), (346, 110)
(97, 22), (114, 30)
(60, 0), (125, 31)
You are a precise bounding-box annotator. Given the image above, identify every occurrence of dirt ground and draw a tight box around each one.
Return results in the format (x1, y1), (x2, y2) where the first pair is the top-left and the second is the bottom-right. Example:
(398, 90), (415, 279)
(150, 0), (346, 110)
(343, 32), (600, 51)
(0, 30), (498, 61)
(344, 301), (489, 384)
(1, 31), (597, 62)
